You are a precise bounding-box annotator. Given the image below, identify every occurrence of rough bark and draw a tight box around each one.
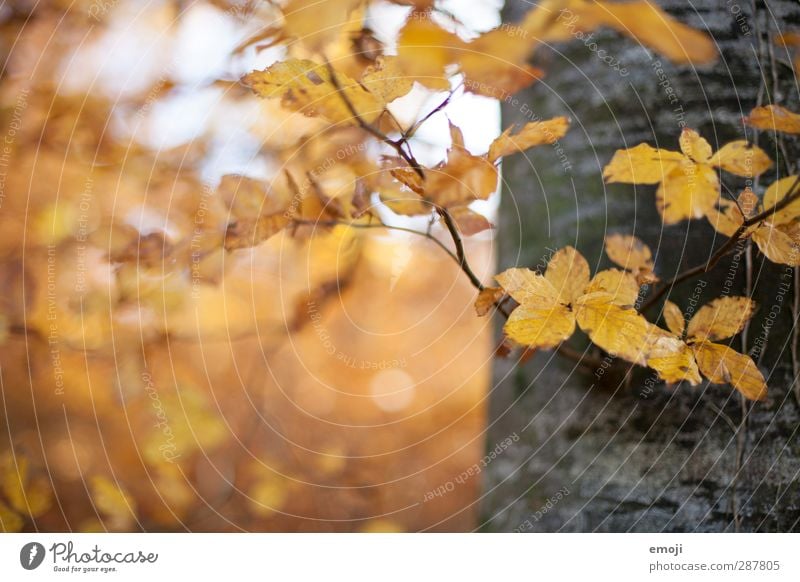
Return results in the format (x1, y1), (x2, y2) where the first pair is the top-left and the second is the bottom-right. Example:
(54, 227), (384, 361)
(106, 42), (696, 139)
(483, 0), (800, 532)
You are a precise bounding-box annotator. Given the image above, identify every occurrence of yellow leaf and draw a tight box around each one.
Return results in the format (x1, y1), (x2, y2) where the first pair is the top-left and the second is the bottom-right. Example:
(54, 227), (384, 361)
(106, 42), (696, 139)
(746, 104), (800, 135)
(707, 198), (745, 237)
(686, 296), (755, 342)
(475, 287), (504, 317)
(396, 15), (462, 90)
(425, 148), (499, 207)
(495, 268), (559, 306)
(709, 141), (773, 177)
(656, 162), (719, 224)
(645, 327), (701, 385)
(280, 0), (362, 53)
(541, 0), (716, 65)
(224, 214), (290, 251)
(544, 246), (590, 305)
(762, 175), (800, 225)
(584, 269), (640, 306)
(488, 117), (570, 162)
(243, 59), (384, 124)
(603, 143), (685, 184)
(679, 129), (713, 163)
(692, 341), (767, 400)
(752, 221), (800, 266)
(604, 234), (654, 278)
(574, 292), (652, 366)
(663, 300), (685, 336)
(360, 56), (415, 104)
(90, 476), (136, 531)
(461, 24), (543, 98)
(504, 303), (576, 349)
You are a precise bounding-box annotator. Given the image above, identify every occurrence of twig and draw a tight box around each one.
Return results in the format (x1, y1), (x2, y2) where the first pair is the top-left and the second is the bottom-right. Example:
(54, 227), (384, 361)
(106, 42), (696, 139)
(323, 57), (425, 179)
(641, 175), (800, 312)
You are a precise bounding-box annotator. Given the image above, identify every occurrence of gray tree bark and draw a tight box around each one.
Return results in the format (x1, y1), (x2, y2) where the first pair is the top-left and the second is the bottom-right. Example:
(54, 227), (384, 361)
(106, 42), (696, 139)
(483, 0), (800, 532)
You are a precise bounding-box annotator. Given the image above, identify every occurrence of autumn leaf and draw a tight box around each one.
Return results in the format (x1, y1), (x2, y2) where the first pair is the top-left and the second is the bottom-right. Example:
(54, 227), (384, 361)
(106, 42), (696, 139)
(604, 129), (772, 224)
(534, 0), (717, 65)
(488, 117), (571, 162)
(745, 104), (800, 135)
(662, 300), (685, 336)
(395, 14), (462, 91)
(708, 178), (800, 266)
(2, 455), (52, 518)
(475, 287), (504, 317)
(645, 326), (701, 385)
(573, 292), (652, 365)
(604, 234), (657, 284)
(663, 296), (768, 400)
(584, 268), (640, 306)
(686, 296), (755, 342)
(447, 207), (493, 236)
(425, 136), (499, 208)
(243, 59), (384, 124)
(691, 340), (766, 401)
(544, 245), (590, 305)
(360, 56), (415, 104)
(496, 266), (576, 349)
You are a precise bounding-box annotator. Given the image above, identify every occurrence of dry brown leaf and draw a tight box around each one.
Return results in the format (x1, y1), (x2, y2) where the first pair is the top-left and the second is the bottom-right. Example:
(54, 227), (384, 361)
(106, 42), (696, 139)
(475, 287), (504, 317)
(447, 207), (493, 236)
(605, 129), (772, 224)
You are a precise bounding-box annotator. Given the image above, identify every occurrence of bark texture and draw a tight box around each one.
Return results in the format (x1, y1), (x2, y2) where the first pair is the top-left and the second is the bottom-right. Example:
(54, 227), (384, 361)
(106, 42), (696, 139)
(484, 0), (800, 532)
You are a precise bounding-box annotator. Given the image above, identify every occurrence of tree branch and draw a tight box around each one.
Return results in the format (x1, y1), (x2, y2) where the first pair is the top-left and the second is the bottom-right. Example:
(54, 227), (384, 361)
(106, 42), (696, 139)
(641, 175), (800, 312)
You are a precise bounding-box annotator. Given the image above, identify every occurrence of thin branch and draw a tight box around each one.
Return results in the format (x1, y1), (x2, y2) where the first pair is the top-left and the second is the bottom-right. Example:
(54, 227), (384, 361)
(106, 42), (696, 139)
(323, 57), (425, 179)
(437, 207), (485, 291)
(641, 175), (800, 312)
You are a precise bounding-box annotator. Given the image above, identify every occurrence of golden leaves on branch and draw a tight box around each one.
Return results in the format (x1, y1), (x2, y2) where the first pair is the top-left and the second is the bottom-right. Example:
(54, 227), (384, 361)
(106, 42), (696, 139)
(603, 129), (772, 224)
(708, 177), (800, 266)
(493, 245), (766, 398)
(658, 298), (766, 400)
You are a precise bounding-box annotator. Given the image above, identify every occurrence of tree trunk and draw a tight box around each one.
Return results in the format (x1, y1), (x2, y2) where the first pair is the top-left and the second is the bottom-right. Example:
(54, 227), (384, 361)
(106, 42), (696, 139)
(484, 0), (800, 532)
